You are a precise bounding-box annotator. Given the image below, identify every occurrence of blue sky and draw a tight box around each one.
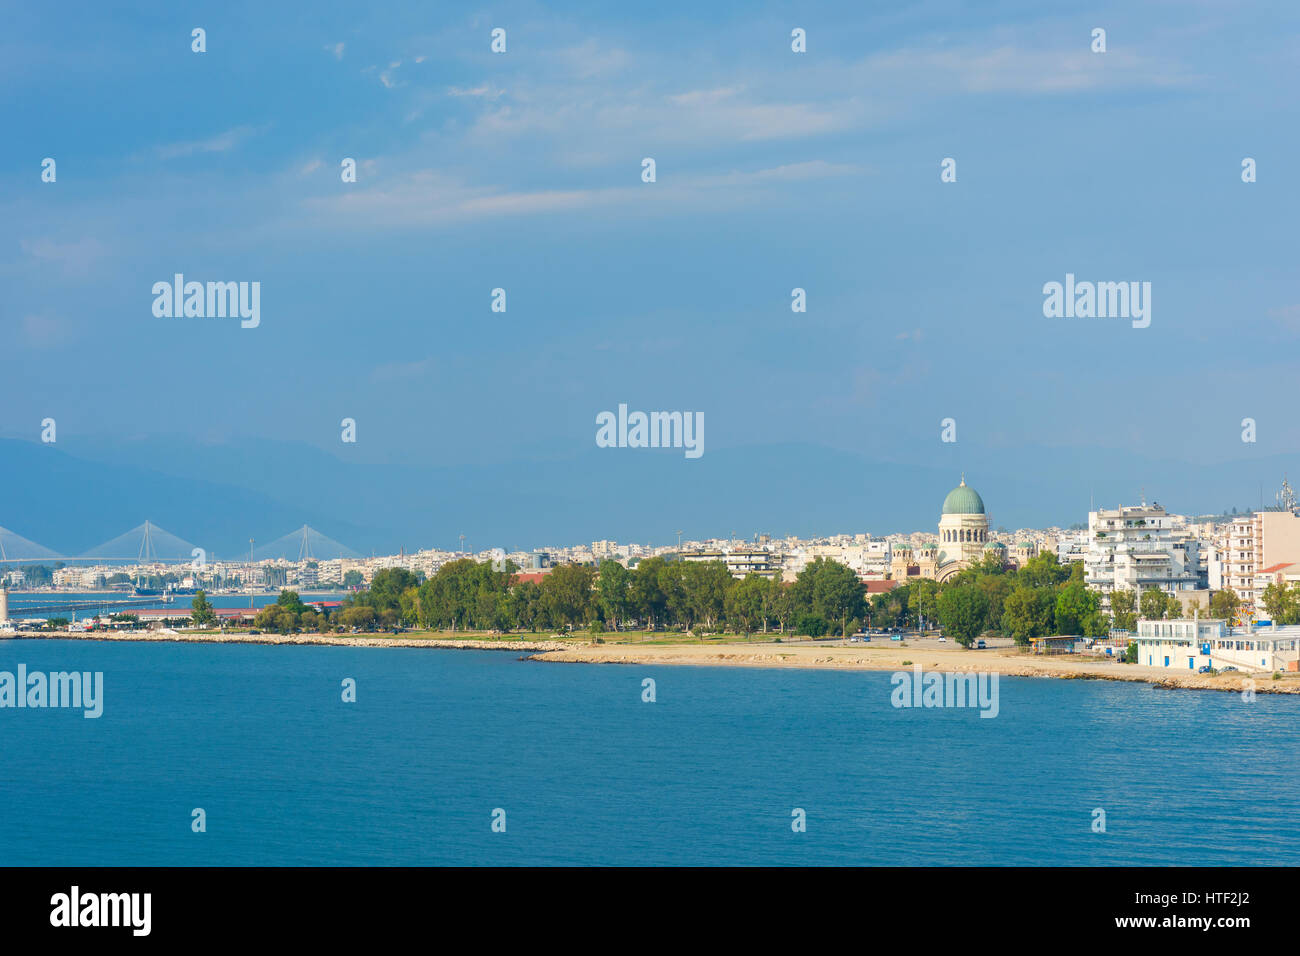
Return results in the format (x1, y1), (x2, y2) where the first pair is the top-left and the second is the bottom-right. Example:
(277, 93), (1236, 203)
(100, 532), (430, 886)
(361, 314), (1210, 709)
(2, 1), (1299, 552)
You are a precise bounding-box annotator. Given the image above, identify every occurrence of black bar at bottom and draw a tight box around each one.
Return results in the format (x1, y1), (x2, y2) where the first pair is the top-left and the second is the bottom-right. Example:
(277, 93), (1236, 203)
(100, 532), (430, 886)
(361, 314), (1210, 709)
(0, 866), (1283, 943)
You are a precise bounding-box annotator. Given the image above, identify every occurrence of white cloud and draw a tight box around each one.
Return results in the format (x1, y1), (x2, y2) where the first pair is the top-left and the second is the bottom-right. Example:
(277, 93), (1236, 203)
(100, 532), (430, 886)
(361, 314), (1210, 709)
(19, 237), (107, 277)
(854, 44), (1200, 95)
(448, 85), (504, 99)
(299, 160), (859, 229)
(157, 126), (255, 160)
(371, 357), (434, 382)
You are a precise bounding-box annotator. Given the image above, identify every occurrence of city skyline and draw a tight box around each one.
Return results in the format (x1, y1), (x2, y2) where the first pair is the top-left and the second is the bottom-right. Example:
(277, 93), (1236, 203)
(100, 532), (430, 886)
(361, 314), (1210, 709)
(0, 466), (1287, 565)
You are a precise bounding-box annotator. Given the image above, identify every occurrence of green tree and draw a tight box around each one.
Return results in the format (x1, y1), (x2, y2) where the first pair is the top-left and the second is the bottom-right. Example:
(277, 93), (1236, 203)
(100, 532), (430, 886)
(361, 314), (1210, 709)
(1260, 582), (1300, 625)
(416, 559), (478, 630)
(976, 573), (1014, 635)
(937, 584), (989, 646)
(276, 589), (309, 615)
(1209, 588), (1241, 623)
(809, 559), (866, 637)
(726, 574), (768, 636)
(682, 561), (732, 633)
(1001, 586), (1052, 645)
(597, 560), (633, 630)
(1139, 587), (1171, 621)
(907, 577), (941, 630)
(254, 603), (298, 634)
(795, 613), (829, 637)
(768, 578), (794, 633)
(1055, 582), (1100, 635)
(870, 586), (906, 629)
(1018, 552), (1070, 589)
(338, 605), (377, 631)
(509, 580), (543, 632)
(540, 563), (598, 628)
(1164, 592), (1184, 621)
(191, 590), (217, 627)
(629, 557), (668, 631)
(1110, 589), (1137, 631)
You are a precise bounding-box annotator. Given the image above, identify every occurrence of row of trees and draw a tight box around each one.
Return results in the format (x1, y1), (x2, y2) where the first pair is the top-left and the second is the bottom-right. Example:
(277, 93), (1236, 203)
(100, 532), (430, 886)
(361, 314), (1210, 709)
(850, 551), (1232, 646)
(343, 558), (871, 638)
(197, 552), (1246, 648)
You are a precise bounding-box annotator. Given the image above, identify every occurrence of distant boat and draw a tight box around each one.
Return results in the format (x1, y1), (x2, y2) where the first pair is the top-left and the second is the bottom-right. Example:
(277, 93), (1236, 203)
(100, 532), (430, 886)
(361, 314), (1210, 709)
(133, 587), (164, 596)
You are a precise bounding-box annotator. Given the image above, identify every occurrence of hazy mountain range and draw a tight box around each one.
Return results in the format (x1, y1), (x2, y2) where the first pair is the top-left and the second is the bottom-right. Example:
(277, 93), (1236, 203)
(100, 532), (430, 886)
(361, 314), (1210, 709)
(0, 436), (1291, 560)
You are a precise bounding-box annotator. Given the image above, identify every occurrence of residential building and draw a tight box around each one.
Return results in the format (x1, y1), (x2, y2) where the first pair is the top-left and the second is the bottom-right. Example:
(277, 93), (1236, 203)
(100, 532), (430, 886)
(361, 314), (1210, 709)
(1084, 502), (1205, 607)
(681, 548), (782, 579)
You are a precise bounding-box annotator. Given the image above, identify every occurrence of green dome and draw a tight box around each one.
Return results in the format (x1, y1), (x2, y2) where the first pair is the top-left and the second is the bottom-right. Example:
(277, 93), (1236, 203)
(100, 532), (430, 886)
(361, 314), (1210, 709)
(985, 541), (1005, 550)
(942, 478), (985, 515)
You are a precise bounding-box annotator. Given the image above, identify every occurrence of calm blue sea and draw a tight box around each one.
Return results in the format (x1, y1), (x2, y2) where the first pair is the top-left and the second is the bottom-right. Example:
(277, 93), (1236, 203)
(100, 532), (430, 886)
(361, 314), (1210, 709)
(1, 639), (1297, 866)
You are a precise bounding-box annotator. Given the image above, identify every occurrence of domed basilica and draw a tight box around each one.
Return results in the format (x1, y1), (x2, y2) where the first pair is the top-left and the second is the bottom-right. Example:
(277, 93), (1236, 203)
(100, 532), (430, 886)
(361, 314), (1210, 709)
(886, 476), (1030, 583)
(937, 475), (989, 573)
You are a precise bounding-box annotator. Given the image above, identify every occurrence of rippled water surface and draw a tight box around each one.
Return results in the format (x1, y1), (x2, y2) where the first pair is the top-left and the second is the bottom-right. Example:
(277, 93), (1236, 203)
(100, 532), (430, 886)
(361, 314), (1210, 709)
(2, 640), (1296, 865)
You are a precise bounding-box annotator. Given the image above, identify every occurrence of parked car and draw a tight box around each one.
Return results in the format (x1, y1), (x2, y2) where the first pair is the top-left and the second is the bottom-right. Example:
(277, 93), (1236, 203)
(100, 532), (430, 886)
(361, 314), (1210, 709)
(937, 636), (947, 643)
(976, 639), (986, 649)
(1221, 666), (1239, 672)
(1198, 665), (1214, 674)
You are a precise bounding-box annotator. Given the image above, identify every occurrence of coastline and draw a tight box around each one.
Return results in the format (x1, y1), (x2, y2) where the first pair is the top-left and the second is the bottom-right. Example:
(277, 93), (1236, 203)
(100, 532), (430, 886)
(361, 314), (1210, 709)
(4, 629), (1297, 694)
(525, 641), (1300, 695)
(0, 630), (569, 653)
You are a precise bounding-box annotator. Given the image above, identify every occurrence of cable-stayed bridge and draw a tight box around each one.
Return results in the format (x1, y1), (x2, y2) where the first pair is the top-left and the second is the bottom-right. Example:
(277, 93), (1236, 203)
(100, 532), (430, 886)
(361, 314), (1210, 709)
(0, 525), (64, 563)
(0, 521), (360, 565)
(252, 525), (360, 562)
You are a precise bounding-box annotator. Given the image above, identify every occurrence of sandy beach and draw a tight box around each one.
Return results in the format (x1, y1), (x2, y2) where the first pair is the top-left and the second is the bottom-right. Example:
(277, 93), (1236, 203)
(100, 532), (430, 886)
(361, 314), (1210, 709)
(5, 629), (1297, 694)
(526, 639), (1300, 694)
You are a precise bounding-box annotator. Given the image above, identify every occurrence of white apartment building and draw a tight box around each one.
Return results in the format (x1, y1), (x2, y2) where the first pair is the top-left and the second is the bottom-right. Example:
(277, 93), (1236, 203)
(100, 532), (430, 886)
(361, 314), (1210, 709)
(1221, 515), (1258, 604)
(591, 540), (619, 559)
(1084, 504), (1204, 606)
(1135, 618), (1300, 673)
(53, 567), (104, 588)
(1216, 506), (1300, 610)
(1054, 530), (1088, 566)
(790, 542), (892, 578)
(681, 548), (782, 579)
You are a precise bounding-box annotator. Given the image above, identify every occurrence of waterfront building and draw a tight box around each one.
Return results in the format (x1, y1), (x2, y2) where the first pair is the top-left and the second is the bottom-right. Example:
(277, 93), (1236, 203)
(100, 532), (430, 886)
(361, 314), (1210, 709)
(1134, 617), (1300, 673)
